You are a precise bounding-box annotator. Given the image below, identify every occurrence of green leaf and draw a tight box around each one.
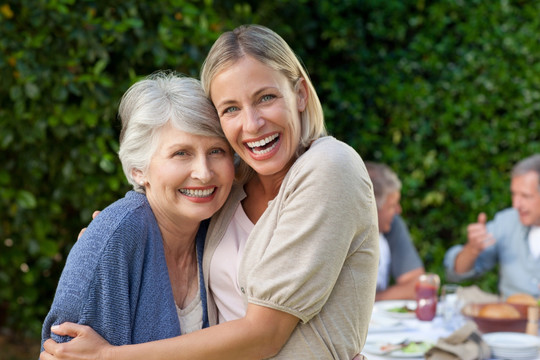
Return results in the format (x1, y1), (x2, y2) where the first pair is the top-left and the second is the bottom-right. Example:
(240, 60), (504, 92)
(16, 190), (37, 209)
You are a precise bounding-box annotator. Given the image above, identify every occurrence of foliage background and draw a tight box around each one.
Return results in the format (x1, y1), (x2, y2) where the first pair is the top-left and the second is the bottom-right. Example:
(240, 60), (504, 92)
(1, 0), (539, 342)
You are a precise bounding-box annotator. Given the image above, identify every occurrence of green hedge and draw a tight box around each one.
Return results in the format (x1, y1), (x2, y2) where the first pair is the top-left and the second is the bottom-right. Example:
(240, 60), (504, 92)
(0, 0), (229, 337)
(2, 0), (539, 338)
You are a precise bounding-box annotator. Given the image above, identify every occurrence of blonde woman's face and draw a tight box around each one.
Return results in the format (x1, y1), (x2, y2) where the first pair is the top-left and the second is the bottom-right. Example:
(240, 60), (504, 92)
(210, 56), (307, 180)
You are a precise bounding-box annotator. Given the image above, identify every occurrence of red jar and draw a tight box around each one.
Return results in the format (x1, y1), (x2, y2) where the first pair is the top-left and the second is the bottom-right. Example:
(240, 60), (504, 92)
(415, 273), (440, 321)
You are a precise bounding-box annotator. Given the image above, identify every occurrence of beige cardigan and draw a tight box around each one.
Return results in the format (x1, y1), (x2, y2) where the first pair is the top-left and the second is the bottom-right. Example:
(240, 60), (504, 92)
(203, 137), (379, 359)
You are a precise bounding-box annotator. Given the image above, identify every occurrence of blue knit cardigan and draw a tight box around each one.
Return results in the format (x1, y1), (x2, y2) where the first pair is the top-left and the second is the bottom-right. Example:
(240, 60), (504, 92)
(41, 191), (209, 348)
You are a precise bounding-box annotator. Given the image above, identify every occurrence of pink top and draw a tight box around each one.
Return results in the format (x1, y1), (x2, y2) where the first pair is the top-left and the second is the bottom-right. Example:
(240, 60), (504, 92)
(209, 203), (254, 323)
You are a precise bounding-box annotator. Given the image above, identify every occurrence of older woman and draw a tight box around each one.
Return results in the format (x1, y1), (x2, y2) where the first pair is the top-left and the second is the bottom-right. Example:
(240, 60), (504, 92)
(40, 72), (234, 347)
(42, 25), (378, 360)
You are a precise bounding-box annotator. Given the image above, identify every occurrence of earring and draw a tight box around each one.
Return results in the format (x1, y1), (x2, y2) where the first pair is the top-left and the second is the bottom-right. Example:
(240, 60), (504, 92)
(139, 181), (144, 186)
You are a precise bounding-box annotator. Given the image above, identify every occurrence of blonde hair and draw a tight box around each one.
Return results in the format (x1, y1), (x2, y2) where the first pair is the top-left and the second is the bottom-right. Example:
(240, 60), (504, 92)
(200, 24), (327, 182)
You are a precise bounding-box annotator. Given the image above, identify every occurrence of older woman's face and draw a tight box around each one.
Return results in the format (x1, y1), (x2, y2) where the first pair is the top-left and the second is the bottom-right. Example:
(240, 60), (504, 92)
(143, 122), (234, 226)
(210, 56), (307, 179)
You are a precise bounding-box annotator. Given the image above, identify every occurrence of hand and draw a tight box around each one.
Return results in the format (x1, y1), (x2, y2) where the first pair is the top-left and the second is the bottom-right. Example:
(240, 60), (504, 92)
(77, 211), (101, 240)
(40, 322), (113, 360)
(465, 212), (496, 255)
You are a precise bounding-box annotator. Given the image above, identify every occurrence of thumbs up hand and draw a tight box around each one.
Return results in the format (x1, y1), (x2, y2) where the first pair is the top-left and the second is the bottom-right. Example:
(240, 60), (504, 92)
(465, 212), (496, 255)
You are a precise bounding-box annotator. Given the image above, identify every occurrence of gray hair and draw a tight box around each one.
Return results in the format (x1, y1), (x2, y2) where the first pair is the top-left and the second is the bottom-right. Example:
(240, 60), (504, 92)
(200, 24), (327, 183)
(365, 162), (402, 209)
(512, 154), (540, 191)
(118, 71), (226, 193)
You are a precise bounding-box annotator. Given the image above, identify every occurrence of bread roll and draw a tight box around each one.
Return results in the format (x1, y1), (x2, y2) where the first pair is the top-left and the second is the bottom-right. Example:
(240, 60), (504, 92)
(506, 293), (538, 306)
(478, 303), (520, 319)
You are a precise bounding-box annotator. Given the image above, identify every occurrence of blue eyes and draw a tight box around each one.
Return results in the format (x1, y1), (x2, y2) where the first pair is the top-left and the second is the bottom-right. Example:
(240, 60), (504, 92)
(225, 106), (239, 114)
(261, 94), (275, 102)
(221, 94), (276, 115)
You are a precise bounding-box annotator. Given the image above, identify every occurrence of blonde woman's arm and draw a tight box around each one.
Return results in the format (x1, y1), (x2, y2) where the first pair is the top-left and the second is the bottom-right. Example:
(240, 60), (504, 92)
(41, 303), (298, 360)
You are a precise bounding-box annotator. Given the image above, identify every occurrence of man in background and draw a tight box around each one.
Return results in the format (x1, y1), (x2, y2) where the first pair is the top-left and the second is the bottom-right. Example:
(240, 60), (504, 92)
(444, 154), (540, 299)
(366, 162), (425, 300)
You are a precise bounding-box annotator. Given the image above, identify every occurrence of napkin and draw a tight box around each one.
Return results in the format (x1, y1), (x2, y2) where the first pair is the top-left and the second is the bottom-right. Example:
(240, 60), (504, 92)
(424, 321), (491, 360)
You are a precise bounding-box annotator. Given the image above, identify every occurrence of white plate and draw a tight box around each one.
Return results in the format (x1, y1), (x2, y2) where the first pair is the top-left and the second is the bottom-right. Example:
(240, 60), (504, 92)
(373, 300), (417, 319)
(491, 350), (538, 360)
(483, 332), (540, 349)
(368, 316), (409, 333)
(364, 334), (433, 358)
(491, 347), (539, 354)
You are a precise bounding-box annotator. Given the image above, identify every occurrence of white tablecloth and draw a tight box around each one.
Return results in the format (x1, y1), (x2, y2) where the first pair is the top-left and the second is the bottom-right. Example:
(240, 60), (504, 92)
(363, 301), (540, 360)
(364, 316), (452, 360)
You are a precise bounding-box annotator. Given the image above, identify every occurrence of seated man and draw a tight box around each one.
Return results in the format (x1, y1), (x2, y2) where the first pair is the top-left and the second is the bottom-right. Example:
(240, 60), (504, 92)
(366, 162), (425, 300)
(444, 154), (540, 299)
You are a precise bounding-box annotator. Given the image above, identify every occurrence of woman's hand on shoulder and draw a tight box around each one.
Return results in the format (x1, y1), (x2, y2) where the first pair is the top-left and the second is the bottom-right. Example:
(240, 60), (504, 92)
(41, 322), (113, 360)
(77, 211), (101, 240)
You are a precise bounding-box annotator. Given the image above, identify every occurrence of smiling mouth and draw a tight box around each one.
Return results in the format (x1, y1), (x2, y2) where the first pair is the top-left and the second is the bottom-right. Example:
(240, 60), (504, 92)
(179, 188), (216, 198)
(245, 133), (280, 155)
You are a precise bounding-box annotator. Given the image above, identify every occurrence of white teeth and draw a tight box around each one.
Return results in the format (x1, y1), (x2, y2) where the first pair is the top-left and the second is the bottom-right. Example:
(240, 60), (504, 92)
(252, 141), (278, 155)
(247, 133), (279, 148)
(180, 188), (215, 197)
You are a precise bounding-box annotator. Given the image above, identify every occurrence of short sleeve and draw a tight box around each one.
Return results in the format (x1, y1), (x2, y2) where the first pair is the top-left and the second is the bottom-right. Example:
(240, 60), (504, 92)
(240, 138), (378, 323)
(385, 215), (423, 279)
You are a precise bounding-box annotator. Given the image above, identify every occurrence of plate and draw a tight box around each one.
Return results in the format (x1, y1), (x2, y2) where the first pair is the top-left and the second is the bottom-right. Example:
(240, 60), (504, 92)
(490, 350), (539, 360)
(373, 300), (417, 319)
(364, 335), (432, 358)
(368, 316), (409, 333)
(484, 332), (540, 360)
(489, 348), (539, 360)
(483, 332), (540, 349)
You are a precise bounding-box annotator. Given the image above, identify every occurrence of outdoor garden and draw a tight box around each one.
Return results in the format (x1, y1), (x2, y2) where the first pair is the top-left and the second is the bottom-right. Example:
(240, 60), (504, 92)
(1, 0), (540, 358)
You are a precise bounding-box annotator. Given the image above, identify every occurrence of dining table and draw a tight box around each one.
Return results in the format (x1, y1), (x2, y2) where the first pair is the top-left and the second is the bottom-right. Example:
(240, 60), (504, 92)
(363, 299), (540, 360)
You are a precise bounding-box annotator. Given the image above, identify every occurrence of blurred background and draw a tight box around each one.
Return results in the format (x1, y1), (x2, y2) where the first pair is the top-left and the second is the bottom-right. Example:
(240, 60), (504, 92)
(1, 0), (540, 358)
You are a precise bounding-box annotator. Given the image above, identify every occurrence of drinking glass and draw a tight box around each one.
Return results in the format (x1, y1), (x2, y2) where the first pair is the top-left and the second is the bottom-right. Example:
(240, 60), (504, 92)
(415, 273), (440, 321)
(441, 284), (463, 330)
